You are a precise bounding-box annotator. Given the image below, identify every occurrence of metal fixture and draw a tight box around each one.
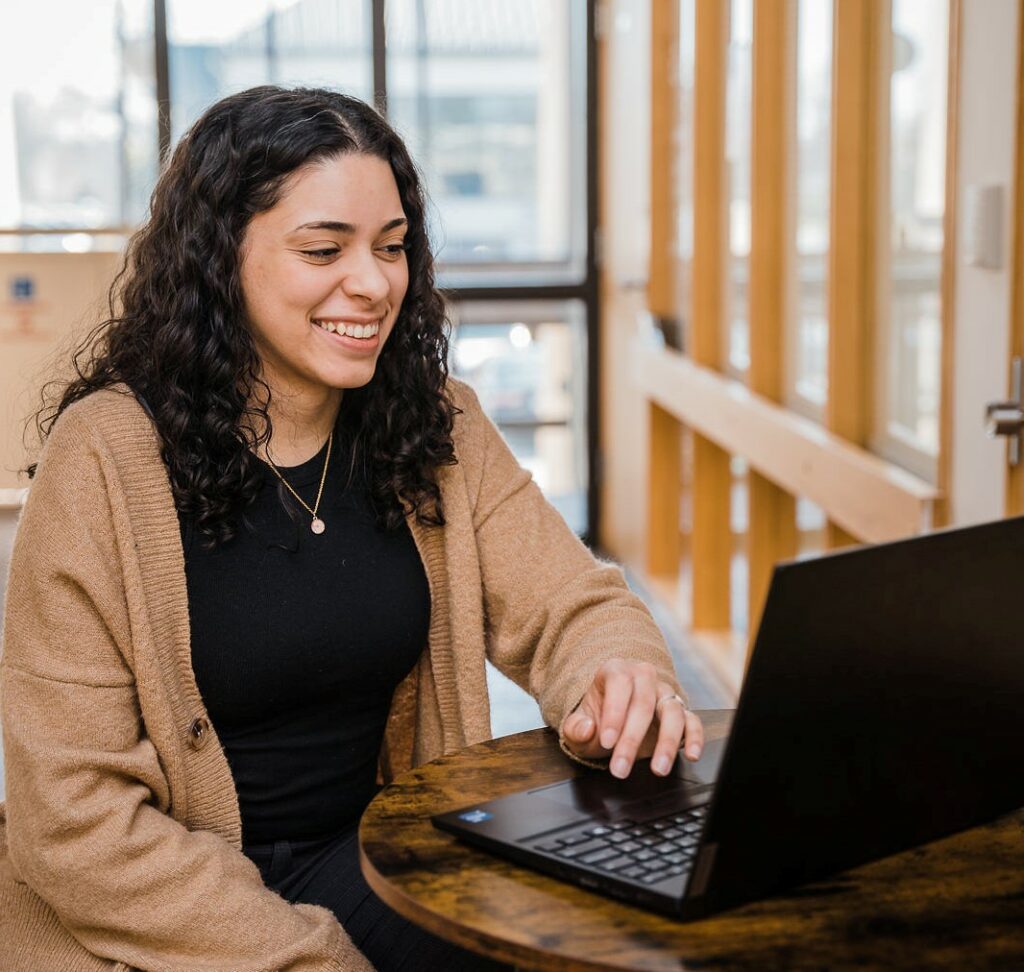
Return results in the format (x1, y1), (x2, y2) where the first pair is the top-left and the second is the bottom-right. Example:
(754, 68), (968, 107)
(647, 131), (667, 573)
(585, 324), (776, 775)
(985, 356), (1024, 466)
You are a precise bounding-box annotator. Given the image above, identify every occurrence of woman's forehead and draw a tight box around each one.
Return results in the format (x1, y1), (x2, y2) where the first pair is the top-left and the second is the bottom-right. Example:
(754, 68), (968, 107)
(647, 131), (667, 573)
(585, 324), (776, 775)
(270, 154), (405, 231)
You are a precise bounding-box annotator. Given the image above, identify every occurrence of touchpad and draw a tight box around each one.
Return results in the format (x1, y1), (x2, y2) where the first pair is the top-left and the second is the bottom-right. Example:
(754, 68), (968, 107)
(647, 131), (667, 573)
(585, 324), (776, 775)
(531, 737), (726, 817)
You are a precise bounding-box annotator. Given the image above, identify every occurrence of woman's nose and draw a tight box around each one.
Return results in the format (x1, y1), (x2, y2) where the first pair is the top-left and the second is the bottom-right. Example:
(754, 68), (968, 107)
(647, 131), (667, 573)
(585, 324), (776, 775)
(340, 249), (390, 304)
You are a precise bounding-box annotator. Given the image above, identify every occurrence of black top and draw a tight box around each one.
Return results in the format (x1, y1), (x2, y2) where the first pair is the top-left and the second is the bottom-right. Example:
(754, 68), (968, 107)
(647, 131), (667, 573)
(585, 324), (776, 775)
(179, 434), (430, 843)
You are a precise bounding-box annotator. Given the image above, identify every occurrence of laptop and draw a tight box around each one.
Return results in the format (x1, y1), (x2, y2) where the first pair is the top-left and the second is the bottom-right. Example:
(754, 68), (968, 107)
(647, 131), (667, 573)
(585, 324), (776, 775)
(433, 515), (1024, 919)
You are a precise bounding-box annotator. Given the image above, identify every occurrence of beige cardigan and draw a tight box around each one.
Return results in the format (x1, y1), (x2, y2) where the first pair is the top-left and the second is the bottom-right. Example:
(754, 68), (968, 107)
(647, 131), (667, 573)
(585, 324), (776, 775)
(0, 380), (682, 971)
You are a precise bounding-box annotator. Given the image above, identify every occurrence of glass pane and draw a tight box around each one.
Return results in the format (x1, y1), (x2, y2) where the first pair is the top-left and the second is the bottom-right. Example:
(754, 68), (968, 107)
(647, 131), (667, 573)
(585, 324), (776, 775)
(167, 0), (372, 142)
(725, 0), (752, 375)
(450, 300), (587, 534)
(791, 0), (832, 412)
(882, 0), (948, 462)
(0, 1), (156, 234)
(385, 0), (585, 278)
(676, 0), (696, 349)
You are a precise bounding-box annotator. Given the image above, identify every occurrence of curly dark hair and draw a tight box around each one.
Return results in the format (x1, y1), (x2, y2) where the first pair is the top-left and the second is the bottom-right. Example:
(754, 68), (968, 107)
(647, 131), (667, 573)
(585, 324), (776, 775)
(29, 85), (457, 544)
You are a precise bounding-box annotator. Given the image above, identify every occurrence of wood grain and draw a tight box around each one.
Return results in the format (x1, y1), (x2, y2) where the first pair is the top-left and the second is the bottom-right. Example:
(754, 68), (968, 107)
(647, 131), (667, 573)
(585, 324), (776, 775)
(360, 710), (1024, 971)
(747, 0), (798, 642)
(637, 343), (937, 544)
(689, 0), (733, 631)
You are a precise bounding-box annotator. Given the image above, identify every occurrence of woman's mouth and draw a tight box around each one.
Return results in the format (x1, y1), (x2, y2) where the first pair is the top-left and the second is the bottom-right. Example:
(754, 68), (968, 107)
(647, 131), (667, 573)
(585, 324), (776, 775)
(312, 318), (381, 339)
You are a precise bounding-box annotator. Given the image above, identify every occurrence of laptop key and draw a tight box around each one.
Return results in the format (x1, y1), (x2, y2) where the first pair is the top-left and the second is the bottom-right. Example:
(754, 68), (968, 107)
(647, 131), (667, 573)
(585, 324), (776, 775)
(557, 832), (593, 846)
(556, 839), (612, 859)
(535, 841), (562, 853)
(595, 855), (633, 872)
(621, 865), (648, 880)
(643, 858), (670, 873)
(606, 831), (630, 844)
(618, 840), (642, 853)
(585, 826), (612, 838)
(579, 846), (621, 866)
(633, 850), (656, 862)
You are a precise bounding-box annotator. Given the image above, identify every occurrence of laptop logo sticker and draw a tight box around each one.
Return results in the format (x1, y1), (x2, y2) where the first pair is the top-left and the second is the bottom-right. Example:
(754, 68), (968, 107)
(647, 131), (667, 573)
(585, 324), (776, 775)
(458, 809), (493, 824)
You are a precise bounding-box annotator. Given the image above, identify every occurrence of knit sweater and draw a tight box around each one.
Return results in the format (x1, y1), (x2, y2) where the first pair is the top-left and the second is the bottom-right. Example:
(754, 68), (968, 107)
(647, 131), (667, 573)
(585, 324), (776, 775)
(0, 379), (682, 971)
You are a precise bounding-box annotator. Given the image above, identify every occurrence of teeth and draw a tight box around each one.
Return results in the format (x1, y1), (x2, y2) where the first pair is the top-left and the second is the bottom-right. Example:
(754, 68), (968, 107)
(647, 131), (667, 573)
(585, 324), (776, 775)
(314, 319), (381, 338)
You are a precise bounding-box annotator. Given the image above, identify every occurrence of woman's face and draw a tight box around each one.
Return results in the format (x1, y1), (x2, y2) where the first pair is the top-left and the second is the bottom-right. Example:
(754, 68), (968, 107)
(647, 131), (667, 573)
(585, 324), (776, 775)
(239, 152), (409, 404)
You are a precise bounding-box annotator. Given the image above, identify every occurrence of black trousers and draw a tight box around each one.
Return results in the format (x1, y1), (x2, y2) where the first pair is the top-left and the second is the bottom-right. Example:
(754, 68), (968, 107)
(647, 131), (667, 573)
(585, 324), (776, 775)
(243, 825), (511, 971)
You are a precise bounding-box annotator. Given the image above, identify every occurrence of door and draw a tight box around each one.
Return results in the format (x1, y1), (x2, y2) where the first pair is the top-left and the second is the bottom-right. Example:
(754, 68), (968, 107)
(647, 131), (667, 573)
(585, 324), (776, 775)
(949, 0), (1023, 524)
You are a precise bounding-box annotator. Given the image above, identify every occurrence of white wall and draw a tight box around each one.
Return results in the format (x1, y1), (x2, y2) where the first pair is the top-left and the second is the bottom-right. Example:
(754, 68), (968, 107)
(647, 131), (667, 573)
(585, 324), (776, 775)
(949, 0), (1021, 524)
(0, 250), (121, 490)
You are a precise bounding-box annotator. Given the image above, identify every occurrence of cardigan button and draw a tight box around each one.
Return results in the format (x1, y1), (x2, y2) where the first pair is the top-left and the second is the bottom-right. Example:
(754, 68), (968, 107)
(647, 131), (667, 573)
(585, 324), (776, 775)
(187, 717), (210, 750)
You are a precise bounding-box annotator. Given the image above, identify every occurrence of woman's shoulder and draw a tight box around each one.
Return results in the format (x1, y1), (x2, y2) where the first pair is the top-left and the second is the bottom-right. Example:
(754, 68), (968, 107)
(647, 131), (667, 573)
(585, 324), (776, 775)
(38, 384), (158, 475)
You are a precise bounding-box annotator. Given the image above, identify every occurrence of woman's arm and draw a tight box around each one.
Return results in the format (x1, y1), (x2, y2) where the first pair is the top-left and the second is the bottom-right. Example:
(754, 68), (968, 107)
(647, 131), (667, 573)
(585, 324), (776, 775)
(454, 383), (701, 776)
(0, 410), (372, 972)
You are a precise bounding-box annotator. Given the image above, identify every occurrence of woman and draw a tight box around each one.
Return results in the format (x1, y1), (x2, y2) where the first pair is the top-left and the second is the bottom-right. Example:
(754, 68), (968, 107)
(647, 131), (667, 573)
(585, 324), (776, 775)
(0, 86), (702, 970)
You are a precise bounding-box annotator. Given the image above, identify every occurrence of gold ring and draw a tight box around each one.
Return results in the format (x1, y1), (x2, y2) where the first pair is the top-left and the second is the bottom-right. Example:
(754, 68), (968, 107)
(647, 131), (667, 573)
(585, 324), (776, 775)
(655, 692), (686, 713)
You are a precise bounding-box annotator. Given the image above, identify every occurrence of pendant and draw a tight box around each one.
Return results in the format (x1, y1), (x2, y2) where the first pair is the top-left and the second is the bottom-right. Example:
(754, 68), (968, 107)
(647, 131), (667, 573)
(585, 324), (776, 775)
(311, 517), (326, 535)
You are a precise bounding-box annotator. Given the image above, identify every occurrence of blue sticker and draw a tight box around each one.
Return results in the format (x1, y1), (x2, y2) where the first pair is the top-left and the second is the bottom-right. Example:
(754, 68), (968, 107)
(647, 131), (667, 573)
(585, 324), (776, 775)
(458, 809), (493, 824)
(11, 276), (35, 301)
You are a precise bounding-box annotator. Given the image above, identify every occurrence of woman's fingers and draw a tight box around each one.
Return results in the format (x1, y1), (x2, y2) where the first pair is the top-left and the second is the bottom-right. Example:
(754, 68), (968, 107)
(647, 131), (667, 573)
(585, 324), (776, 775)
(649, 688), (687, 775)
(561, 659), (703, 774)
(594, 663), (635, 751)
(608, 669), (659, 778)
(681, 708), (704, 761)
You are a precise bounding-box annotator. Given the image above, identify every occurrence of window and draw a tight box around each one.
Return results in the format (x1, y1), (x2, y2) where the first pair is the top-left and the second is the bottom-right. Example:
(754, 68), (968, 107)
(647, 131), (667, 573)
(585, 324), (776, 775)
(0, 1), (156, 248)
(785, 0), (832, 418)
(450, 300), (587, 534)
(166, 0), (372, 142)
(385, 0), (586, 285)
(724, 0), (752, 377)
(873, 0), (949, 481)
(676, 0), (696, 349)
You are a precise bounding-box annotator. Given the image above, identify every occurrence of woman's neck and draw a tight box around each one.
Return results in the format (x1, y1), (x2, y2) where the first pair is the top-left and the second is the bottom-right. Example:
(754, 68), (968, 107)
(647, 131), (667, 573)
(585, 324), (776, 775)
(253, 387), (343, 467)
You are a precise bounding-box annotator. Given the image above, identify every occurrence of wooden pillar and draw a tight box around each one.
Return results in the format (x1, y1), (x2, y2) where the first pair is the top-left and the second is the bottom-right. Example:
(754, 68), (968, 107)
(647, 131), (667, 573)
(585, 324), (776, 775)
(826, 0), (882, 548)
(1005, 0), (1024, 516)
(691, 0), (732, 628)
(645, 0), (683, 579)
(747, 0), (798, 647)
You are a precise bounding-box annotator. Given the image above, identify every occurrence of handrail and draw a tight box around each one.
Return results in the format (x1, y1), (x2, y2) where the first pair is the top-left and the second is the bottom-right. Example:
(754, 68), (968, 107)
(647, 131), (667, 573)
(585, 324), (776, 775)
(636, 341), (939, 544)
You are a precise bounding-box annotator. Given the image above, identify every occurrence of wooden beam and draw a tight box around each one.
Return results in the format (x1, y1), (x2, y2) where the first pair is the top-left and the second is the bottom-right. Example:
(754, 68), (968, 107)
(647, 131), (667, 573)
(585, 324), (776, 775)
(934, 0), (961, 527)
(646, 403), (682, 576)
(649, 0), (679, 320)
(638, 343), (939, 544)
(690, 0), (732, 628)
(1006, 0), (1024, 515)
(747, 0), (797, 641)
(826, 0), (882, 547)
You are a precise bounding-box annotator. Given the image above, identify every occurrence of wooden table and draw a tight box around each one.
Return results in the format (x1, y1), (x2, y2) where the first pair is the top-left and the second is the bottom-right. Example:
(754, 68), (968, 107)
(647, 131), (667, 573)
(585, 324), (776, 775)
(359, 709), (1024, 971)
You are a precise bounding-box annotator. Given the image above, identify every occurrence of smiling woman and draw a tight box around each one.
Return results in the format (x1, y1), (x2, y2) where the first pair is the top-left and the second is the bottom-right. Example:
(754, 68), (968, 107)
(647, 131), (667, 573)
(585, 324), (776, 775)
(0, 86), (697, 972)
(239, 154), (411, 463)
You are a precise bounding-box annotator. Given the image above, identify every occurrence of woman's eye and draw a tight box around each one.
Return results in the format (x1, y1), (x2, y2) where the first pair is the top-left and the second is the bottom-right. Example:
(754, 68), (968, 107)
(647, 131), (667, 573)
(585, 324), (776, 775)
(303, 249), (339, 261)
(379, 243), (409, 258)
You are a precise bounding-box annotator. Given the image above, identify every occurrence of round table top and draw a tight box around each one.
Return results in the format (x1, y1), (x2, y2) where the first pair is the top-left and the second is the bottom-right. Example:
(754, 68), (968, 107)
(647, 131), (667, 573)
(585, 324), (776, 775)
(359, 709), (1024, 971)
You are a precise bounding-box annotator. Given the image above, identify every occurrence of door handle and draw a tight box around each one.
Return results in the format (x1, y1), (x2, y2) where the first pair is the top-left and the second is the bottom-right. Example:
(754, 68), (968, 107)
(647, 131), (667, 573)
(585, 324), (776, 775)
(985, 356), (1024, 466)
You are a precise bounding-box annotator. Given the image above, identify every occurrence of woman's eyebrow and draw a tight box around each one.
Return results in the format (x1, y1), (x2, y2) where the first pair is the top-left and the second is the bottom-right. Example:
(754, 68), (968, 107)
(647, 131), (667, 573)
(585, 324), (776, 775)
(291, 217), (408, 234)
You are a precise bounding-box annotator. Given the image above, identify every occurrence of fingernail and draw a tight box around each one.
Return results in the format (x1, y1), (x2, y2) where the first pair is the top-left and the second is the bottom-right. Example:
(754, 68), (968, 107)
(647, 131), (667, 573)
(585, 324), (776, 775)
(688, 745), (702, 759)
(600, 728), (618, 749)
(653, 755), (671, 775)
(611, 757), (630, 779)
(576, 716), (594, 736)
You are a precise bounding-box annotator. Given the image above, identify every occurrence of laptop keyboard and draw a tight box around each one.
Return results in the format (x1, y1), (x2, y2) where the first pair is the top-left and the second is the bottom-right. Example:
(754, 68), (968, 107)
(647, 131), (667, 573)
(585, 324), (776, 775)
(530, 804), (707, 886)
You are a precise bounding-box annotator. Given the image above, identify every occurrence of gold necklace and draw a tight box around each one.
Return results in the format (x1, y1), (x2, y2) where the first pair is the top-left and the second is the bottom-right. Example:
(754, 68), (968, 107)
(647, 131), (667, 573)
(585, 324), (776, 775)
(266, 432), (333, 534)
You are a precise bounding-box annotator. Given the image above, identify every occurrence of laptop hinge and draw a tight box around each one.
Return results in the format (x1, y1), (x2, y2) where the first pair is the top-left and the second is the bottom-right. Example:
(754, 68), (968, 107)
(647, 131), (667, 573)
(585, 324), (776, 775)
(688, 842), (718, 897)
